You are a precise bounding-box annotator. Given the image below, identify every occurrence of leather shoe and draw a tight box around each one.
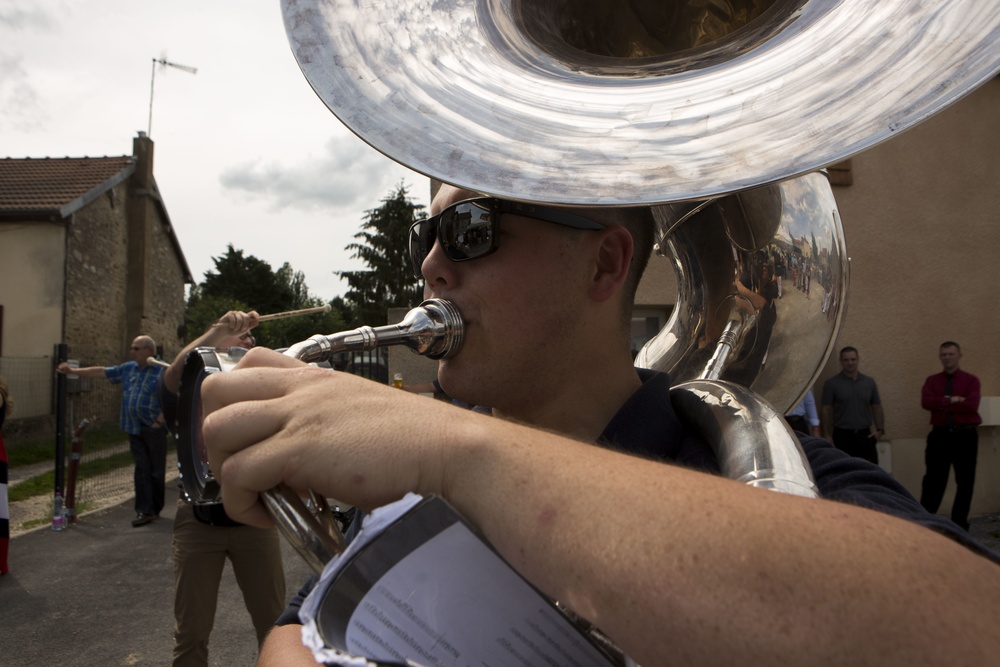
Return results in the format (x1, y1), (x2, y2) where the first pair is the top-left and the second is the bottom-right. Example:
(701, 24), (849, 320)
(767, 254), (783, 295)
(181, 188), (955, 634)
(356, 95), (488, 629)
(131, 514), (156, 527)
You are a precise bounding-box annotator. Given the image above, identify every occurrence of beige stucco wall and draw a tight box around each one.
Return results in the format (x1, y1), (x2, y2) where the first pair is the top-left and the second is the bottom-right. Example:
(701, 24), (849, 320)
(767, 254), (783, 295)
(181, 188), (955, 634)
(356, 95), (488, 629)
(0, 221), (66, 417)
(813, 77), (1000, 515)
(0, 221), (66, 356)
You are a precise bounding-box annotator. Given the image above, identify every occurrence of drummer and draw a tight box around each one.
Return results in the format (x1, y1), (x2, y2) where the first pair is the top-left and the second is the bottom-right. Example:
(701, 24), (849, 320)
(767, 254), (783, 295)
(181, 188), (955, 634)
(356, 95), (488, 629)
(159, 311), (286, 667)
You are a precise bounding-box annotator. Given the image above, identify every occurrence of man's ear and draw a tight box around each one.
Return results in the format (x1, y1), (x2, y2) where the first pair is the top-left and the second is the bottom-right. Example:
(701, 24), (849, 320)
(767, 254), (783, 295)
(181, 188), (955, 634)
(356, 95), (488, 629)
(588, 226), (633, 303)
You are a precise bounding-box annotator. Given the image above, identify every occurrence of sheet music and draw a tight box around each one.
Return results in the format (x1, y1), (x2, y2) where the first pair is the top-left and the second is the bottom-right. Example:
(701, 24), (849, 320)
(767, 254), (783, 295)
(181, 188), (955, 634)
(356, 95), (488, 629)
(300, 493), (618, 667)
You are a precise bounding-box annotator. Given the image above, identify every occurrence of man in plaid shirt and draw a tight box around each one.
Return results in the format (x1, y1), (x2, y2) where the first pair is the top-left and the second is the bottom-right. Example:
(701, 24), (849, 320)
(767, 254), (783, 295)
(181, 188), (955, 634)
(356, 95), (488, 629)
(59, 335), (167, 527)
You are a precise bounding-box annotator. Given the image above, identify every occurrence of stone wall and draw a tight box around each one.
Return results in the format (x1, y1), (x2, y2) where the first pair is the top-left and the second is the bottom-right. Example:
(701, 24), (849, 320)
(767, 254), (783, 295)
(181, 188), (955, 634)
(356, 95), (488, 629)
(144, 189), (187, 360)
(63, 173), (186, 363)
(65, 182), (130, 365)
(60, 174), (187, 427)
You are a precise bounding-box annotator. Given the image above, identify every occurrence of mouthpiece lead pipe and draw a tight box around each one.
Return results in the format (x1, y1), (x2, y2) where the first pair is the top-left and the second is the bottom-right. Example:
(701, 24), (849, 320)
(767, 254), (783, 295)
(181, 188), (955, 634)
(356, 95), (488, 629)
(283, 298), (464, 363)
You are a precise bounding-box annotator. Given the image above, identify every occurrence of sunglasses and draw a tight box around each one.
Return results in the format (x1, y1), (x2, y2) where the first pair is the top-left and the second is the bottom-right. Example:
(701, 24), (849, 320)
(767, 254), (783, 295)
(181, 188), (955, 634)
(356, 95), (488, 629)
(408, 197), (606, 278)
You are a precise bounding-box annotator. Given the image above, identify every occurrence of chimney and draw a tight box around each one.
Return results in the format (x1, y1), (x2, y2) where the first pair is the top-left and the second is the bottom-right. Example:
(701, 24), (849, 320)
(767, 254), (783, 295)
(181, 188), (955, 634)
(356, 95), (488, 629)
(125, 131), (156, 340)
(132, 132), (154, 188)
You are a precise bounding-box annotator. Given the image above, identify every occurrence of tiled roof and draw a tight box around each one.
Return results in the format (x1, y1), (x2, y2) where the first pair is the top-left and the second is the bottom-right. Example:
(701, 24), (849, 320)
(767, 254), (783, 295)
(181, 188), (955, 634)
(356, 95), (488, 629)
(0, 155), (136, 216)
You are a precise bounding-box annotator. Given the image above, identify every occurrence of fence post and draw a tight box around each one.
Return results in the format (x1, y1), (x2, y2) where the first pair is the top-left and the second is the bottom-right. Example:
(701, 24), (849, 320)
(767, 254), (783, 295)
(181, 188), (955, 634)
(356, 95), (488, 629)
(54, 343), (68, 499)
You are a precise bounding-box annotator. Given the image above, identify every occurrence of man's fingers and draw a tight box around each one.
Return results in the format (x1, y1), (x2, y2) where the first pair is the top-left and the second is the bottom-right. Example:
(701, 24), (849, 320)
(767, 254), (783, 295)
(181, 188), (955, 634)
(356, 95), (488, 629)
(215, 310), (261, 334)
(215, 447), (283, 528)
(232, 347), (308, 370)
(200, 351), (313, 414)
(199, 358), (341, 525)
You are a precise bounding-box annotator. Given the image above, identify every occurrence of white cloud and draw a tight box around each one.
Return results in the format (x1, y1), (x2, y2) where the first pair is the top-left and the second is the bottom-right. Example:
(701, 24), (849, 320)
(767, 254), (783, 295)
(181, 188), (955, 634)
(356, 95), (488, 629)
(0, 0), (431, 302)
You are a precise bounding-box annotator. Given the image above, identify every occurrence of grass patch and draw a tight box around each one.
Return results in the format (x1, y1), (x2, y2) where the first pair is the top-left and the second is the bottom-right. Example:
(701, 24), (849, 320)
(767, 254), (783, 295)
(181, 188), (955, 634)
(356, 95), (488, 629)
(20, 517), (50, 531)
(17, 501), (95, 531)
(8, 450), (135, 502)
(5, 424), (129, 468)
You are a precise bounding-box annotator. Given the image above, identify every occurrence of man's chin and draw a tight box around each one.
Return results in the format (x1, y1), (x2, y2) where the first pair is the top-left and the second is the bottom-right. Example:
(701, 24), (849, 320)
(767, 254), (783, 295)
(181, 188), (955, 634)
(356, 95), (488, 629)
(436, 359), (482, 406)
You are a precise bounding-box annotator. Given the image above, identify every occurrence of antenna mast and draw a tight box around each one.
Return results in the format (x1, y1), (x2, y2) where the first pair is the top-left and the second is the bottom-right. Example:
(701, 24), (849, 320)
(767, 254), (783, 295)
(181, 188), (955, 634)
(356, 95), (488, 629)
(148, 56), (198, 136)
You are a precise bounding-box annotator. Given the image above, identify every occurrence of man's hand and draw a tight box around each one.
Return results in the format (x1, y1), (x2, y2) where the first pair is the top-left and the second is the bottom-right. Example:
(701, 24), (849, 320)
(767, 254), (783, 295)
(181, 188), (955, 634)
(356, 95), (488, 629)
(56, 363), (105, 379)
(211, 310), (260, 339)
(200, 347), (463, 528)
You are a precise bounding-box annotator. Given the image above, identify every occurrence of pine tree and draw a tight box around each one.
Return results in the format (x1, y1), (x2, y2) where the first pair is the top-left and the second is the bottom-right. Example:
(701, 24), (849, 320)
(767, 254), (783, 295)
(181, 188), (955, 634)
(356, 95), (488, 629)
(338, 183), (425, 326)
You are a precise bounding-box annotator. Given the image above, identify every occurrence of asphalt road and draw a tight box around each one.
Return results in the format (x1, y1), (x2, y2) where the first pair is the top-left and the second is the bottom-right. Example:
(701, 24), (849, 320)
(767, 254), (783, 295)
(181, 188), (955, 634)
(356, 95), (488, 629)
(0, 483), (314, 666)
(4, 479), (998, 666)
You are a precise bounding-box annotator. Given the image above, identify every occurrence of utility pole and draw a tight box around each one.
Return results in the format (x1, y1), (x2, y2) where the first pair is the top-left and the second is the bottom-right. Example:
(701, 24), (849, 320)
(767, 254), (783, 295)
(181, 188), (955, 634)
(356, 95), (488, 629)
(148, 56), (198, 136)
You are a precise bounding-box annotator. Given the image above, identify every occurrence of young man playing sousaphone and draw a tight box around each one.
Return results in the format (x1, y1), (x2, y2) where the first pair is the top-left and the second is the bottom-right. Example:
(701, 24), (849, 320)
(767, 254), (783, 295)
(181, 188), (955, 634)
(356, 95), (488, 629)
(201, 185), (1000, 666)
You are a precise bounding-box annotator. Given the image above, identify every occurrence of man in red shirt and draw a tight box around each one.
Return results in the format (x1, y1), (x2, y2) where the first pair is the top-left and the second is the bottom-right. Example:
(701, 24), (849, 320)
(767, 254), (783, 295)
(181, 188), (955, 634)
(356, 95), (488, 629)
(920, 341), (982, 530)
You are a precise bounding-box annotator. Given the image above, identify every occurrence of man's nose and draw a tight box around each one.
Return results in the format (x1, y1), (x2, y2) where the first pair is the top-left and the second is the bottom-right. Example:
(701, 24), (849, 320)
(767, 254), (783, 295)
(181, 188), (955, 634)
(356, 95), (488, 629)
(421, 237), (458, 290)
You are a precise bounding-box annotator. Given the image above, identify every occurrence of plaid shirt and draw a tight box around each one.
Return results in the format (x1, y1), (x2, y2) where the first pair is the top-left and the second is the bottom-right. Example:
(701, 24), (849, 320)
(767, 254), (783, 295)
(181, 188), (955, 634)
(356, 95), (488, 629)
(105, 361), (165, 435)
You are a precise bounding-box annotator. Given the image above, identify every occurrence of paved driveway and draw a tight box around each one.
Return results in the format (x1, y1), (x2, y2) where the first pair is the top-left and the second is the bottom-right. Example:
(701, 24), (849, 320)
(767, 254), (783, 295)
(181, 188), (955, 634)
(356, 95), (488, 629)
(0, 484), (314, 666)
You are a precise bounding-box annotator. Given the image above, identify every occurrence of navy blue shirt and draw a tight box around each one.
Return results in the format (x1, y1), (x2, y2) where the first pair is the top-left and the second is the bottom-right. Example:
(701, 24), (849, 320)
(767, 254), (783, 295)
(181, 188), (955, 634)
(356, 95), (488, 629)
(277, 370), (998, 625)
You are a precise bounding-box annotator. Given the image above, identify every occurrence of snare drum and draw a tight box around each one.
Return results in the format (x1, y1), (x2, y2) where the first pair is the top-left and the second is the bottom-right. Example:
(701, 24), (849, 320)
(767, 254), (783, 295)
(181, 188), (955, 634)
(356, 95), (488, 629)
(176, 347), (248, 505)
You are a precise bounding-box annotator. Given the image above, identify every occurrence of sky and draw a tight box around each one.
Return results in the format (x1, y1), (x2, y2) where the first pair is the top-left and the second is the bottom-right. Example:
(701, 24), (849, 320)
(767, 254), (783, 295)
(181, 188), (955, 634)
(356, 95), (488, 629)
(0, 0), (431, 302)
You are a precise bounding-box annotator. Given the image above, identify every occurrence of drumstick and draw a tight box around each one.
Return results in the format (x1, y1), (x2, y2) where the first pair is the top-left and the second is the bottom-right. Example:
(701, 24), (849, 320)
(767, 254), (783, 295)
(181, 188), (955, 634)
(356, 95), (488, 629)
(257, 304), (332, 322)
(147, 358), (171, 368)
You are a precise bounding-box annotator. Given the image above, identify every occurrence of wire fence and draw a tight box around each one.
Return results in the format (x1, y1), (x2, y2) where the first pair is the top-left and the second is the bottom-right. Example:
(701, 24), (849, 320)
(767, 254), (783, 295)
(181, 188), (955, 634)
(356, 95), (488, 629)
(1, 346), (389, 515)
(2, 349), (139, 514)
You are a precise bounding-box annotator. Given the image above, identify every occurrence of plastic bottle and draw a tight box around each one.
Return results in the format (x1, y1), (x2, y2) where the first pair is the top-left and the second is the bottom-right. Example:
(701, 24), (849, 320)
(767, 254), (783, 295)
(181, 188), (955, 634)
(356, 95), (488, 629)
(52, 492), (65, 532)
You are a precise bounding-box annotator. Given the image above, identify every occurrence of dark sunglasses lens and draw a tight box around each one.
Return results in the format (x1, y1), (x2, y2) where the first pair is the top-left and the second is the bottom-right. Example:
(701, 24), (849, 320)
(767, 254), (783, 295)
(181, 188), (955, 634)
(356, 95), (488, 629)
(440, 202), (494, 262)
(409, 220), (435, 277)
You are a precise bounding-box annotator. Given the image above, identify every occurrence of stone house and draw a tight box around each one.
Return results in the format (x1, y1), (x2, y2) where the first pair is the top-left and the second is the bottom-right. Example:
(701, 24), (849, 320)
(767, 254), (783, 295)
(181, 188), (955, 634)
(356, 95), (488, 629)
(0, 132), (192, 429)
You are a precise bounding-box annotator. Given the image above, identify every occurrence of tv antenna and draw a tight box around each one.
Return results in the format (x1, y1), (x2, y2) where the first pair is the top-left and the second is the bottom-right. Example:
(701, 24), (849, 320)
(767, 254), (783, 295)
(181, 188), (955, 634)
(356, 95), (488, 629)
(147, 55), (198, 136)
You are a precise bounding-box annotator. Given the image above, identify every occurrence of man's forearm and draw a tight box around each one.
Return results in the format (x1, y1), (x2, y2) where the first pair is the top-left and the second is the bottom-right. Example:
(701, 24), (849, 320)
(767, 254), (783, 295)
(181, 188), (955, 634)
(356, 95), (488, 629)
(164, 325), (247, 394)
(819, 406), (833, 439)
(872, 404), (885, 432)
(256, 624), (318, 666)
(164, 336), (219, 394)
(442, 422), (1000, 667)
(68, 366), (107, 379)
(204, 362), (999, 666)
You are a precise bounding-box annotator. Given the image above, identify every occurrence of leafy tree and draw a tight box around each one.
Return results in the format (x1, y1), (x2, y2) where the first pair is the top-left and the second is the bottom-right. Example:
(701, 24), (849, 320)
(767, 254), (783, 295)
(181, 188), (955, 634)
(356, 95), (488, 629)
(338, 183), (425, 326)
(185, 245), (345, 348)
(255, 303), (348, 350)
(199, 245), (294, 315)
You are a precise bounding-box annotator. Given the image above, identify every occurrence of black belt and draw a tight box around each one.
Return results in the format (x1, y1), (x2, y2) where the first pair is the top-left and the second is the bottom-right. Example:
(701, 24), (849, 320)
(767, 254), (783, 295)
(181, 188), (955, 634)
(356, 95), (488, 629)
(933, 424), (977, 431)
(834, 427), (872, 435)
